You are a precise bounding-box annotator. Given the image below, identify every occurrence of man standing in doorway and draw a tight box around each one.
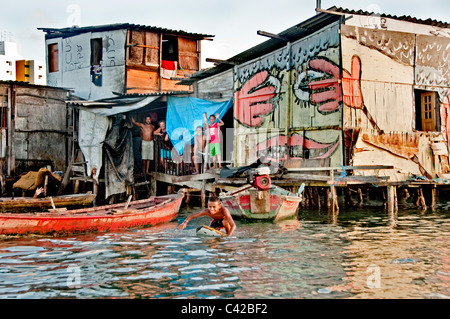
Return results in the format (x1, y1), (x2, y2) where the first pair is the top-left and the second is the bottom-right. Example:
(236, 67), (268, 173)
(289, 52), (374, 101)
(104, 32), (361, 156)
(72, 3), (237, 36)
(131, 115), (155, 176)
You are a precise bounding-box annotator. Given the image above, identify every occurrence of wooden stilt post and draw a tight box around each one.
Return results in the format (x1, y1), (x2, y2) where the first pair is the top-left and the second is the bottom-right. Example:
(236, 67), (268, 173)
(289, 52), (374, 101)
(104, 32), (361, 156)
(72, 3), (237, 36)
(150, 178), (157, 196)
(418, 187), (427, 210)
(357, 188), (363, 208)
(326, 187), (331, 209)
(387, 186), (398, 228)
(331, 185), (339, 213)
(201, 188), (206, 208)
(415, 189), (421, 207)
(314, 187), (321, 210)
(394, 185), (398, 212)
(387, 185), (395, 215)
(431, 186), (436, 211)
(345, 187), (355, 207)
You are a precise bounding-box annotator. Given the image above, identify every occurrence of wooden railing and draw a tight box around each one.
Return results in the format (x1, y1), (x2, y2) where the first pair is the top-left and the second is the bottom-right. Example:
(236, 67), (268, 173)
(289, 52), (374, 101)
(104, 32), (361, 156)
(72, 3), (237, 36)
(153, 136), (201, 176)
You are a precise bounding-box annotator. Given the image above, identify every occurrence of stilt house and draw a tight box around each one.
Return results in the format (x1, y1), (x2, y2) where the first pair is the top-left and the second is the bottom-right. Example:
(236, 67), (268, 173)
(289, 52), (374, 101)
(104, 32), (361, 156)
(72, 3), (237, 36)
(181, 7), (450, 184)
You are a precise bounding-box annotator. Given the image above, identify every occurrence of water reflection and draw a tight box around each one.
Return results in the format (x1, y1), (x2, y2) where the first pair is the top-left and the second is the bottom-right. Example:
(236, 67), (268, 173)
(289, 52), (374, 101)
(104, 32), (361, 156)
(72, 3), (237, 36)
(0, 205), (448, 299)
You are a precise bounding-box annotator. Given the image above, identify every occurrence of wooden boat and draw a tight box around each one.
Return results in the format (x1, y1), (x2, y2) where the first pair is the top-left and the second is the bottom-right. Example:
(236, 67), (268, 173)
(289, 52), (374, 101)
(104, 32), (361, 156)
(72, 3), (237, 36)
(220, 184), (303, 222)
(0, 193), (97, 213)
(0, 193), (183, 236)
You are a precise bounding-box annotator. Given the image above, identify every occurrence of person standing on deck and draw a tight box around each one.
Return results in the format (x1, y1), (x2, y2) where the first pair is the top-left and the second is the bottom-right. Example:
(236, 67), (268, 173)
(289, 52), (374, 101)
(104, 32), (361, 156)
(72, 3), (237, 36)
(131, 116), (155, 176)
(154, 120), (171, 168)
(193, 125), (205, 174)
(205, 114), (224, 169)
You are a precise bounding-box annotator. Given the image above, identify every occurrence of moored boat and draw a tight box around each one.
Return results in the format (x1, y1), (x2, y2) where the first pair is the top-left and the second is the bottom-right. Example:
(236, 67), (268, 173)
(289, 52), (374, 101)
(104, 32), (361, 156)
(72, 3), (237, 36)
(0, 193), (97, 213)
(220, 184), (303, 222)
(0, 193), (183, 236)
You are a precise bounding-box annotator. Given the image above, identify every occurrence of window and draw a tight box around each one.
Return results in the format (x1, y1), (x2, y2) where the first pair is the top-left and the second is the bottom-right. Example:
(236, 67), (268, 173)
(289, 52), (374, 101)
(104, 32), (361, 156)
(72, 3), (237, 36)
(48, 43), (59, 72)
(90, 38), (102, 65)
(161, 35), (178, 62)
(415, 90), (439, 131)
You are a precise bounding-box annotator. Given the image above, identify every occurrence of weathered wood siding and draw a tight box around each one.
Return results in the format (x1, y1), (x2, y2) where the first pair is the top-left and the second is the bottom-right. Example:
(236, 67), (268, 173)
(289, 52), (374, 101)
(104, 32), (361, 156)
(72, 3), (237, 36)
(125, 30), (198, 94)
(233, 22), (342, 168)
(0, 83), (69, 173)
(341, 23), (450, 179)
(196, 69), (234, 102)
(341, 25), (416, 132)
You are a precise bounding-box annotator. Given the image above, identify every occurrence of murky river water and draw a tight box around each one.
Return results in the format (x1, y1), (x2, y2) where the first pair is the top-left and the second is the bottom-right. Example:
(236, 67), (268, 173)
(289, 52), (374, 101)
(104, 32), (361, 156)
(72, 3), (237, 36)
(0, 201), (448, 299)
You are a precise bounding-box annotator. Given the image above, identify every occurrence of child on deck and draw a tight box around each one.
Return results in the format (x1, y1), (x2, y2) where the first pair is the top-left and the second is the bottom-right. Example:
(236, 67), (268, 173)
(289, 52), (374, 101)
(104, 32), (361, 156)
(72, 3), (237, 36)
(206, 113), (224, 169)
(193, 125), (205, 174)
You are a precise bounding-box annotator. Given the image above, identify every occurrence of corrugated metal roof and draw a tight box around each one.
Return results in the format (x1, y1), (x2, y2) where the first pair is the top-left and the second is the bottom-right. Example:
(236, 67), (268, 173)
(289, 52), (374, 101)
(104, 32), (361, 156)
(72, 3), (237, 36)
(38, 23), (214, 40)
(178, 9), (340, 85)
(0, 80), (72, 92)
(179, 6), (450, 85)
(112, 90), (193, 97)
(67, 90), (191, 106)
(333, 7), (450, 28)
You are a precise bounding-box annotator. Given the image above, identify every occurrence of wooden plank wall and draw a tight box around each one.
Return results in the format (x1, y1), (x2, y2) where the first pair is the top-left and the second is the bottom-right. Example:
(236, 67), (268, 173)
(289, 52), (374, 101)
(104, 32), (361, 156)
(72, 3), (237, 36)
(341, 25), (415, 132)
(233, 22), (343, 169)
(125, 30), (198, 94)
(341, 24), (450, 179)
(0, 84), (69, 173)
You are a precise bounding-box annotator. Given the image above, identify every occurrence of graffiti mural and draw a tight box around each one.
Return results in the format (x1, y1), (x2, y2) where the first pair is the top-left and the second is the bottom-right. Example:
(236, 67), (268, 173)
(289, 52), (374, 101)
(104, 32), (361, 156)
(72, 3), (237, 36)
(233, 22), (368, 166)
(256, 133), (340, 162)
(234, 70), (279, 127)
(233, 22), (343, 166)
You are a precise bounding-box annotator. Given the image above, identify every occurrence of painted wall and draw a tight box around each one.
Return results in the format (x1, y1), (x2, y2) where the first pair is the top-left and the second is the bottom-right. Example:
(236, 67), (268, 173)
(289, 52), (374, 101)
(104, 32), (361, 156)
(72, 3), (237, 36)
(233, 22), (343, 168)
(0, 84), (69, 173)
(45, 30), (127, 100)
(341, 25), (416, 132)
(341, 23), (450, 180)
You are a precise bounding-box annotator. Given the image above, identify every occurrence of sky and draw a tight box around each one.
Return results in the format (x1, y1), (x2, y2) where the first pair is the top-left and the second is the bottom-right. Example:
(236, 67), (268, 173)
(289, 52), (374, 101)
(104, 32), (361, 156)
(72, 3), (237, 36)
(1, 0), (449, 68)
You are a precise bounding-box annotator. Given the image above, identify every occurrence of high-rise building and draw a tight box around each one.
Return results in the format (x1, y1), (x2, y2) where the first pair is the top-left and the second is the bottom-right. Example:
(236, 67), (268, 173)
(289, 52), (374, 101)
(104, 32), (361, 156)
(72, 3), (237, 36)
(0, 41), (18, 81)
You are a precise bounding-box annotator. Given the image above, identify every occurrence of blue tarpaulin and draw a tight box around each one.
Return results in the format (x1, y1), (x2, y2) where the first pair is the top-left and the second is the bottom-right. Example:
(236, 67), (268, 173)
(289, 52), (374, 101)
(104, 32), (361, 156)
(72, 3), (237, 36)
(166, 96), (233, 155)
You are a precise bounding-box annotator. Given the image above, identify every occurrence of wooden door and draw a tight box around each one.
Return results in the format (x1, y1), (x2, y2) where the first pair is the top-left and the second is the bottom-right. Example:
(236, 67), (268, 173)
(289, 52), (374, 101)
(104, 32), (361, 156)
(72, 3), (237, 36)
(421, 92), (436, 131)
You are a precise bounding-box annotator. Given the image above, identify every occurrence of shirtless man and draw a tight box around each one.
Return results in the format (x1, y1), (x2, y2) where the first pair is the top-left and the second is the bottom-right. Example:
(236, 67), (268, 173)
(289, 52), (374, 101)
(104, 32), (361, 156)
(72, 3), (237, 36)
(179, 196), (236, 236)
(131, 115), (155, 176)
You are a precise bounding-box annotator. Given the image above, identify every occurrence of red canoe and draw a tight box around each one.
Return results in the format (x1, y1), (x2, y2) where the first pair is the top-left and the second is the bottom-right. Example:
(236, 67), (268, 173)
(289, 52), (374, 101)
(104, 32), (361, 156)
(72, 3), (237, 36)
(0, 193), (183, 236)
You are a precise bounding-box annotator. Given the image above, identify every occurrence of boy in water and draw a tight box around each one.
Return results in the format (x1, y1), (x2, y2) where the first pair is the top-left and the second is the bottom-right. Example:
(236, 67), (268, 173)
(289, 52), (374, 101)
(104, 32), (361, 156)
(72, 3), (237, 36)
(179, 196), (236, 236)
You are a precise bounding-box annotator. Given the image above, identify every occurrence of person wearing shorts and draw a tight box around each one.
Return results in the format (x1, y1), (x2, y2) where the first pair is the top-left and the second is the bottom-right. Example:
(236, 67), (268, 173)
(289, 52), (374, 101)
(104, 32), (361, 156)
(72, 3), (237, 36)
(207, 114), (224, 169)
(131, 115), (155, 176)
(141, 140), (154, 161)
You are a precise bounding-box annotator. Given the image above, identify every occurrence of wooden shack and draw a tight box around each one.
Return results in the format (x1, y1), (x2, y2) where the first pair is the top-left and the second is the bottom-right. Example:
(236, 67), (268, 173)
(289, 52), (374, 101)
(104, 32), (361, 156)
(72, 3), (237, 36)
(181, 7), (450, 184)
(39, 23), (214, 100)
(0, 81), (71, 193)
